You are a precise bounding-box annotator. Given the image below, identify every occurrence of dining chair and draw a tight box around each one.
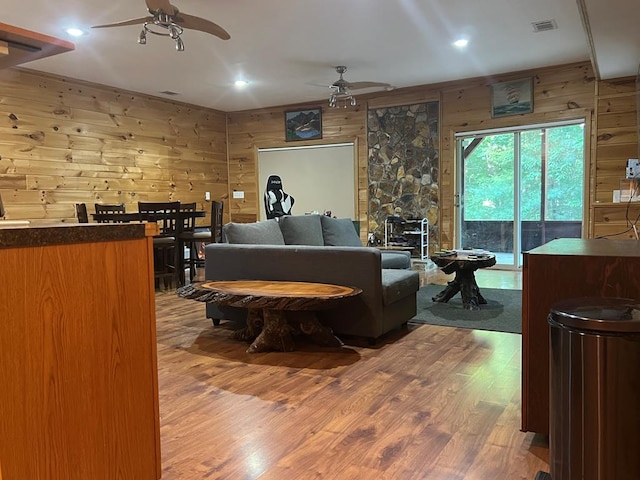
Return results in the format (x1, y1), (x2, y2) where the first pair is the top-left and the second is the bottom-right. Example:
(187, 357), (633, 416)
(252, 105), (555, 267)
(138, 201), (181, 290)
(178, 200), (223, 283)
(94, 203), (126, 223)
(75, 203), (89, 223)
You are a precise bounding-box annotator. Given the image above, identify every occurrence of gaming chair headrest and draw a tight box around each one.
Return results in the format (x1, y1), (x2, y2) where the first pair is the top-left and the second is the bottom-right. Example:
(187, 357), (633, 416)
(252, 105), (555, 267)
(266, 175), (283, 191)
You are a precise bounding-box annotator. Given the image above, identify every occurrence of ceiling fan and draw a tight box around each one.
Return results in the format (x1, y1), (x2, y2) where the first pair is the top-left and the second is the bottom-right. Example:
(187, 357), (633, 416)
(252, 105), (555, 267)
(92, 0), (230, 51)
(325, 66), (393, 108)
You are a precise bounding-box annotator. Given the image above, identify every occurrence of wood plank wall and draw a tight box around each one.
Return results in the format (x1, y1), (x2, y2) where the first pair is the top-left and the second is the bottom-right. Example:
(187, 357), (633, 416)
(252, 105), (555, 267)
(591, 76), (639, 238)
(440, 62), (596, 247)
(226, 106), (368, 227)
(226, 61), (599, 247)
(2, 61), (635, 244)
(0, 68), (228, 224)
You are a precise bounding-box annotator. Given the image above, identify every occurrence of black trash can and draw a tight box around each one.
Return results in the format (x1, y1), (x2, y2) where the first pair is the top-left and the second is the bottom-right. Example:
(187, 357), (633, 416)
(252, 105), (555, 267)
(547, 297), (640, 480)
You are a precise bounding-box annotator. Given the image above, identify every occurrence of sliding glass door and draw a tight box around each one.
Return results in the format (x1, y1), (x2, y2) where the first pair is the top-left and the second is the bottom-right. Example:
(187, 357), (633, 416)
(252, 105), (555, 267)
(456, 121), (585, 268)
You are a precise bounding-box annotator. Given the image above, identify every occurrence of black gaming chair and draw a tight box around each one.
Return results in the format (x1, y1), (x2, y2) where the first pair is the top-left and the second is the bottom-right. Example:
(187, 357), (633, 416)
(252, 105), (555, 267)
(263, 174), (295, 219)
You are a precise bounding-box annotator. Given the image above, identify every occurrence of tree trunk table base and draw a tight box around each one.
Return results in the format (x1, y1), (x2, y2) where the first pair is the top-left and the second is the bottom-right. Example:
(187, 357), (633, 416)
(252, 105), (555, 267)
(430, 251), (496, 311)
(178, 280), (360, 353)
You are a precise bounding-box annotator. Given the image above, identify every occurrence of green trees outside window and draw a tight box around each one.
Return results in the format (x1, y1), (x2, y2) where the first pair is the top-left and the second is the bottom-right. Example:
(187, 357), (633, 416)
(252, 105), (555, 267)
(463, 123), (584, 221)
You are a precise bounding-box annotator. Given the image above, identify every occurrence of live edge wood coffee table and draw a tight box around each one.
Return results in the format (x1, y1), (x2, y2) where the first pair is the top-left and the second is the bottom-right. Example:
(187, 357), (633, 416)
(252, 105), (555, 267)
(429, 251), (496, 310)
(178, 280), (362, 353)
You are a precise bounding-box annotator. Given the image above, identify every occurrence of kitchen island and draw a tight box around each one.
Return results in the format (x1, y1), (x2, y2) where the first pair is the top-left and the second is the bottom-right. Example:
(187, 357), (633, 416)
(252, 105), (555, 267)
(0, 222), (161, 480)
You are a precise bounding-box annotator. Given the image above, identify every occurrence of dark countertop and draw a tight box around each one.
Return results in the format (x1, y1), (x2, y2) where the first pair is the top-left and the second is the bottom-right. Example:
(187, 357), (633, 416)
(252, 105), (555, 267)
(524, 238), (640, 257)
(0, 222), (153, 249)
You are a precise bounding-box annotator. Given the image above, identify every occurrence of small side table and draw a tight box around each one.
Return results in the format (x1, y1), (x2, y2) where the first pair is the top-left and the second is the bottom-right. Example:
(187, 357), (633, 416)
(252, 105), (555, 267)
(429, 251), (496, 310)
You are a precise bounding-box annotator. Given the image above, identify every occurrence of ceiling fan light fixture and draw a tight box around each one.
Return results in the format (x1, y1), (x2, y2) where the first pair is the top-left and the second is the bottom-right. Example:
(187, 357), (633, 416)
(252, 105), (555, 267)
(168, 24), (182, 40)
(138, 28), (147, 44)
(329, 91), (356, 108)
(175, 36), (184, 51)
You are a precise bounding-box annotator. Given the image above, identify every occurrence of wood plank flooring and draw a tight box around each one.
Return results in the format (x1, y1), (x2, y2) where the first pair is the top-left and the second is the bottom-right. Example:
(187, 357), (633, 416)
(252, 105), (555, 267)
(155, 266), (547, 479)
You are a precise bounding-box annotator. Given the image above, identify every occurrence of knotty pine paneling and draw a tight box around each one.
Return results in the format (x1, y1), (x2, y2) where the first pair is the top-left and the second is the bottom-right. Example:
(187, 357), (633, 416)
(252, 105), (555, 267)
(225, 61), (610, 247)
(4, 61), (632, 245)
(0, 68), (228, 224)
(592, 75), (639, 237)
(439, 62), (596, 248)
(226, 104), (368, 232)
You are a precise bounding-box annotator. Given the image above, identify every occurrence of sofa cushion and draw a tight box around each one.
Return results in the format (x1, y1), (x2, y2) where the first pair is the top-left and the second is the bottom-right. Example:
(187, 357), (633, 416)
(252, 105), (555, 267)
(279, 215), (324, 245)
(320, 216), (362, 247)
(380, 251), (412, 269)
(223, 220), (285, 245)
(381, 269), (420, 306)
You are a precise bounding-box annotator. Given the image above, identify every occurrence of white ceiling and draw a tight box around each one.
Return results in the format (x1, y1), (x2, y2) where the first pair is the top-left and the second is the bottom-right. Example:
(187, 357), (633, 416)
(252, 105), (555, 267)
(3, 0), (639, 112)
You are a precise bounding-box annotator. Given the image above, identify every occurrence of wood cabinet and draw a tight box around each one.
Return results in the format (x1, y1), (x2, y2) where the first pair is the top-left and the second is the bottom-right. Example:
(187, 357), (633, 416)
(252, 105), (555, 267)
(522, 238), (640, 435)
(0, 223), (161, 479)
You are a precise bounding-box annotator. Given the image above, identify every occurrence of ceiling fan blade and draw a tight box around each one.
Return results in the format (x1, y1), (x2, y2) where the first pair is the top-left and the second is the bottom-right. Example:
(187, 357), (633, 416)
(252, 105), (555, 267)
(308, 82), (333, 88)
(145, 0), (177, 15)
(175, 12), (231, 40)
(347, 81), (392, 90)
(92, 16), (153, 29)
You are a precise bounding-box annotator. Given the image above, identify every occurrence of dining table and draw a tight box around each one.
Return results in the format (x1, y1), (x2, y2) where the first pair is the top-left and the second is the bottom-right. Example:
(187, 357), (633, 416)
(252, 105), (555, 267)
(91, 210), (207, 287)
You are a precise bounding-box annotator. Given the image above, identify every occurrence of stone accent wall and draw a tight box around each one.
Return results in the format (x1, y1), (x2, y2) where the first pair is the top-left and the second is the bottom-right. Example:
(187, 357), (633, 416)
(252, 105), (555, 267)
(367, 102), (439, 251)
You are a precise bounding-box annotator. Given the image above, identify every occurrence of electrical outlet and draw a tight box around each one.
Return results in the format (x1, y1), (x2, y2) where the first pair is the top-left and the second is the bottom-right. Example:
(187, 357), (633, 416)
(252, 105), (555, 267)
(626, 159), (640, 179)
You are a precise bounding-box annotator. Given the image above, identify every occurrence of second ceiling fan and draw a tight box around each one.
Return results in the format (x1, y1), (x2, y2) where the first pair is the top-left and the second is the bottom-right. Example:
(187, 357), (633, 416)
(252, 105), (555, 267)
(326, 66), (392, 107)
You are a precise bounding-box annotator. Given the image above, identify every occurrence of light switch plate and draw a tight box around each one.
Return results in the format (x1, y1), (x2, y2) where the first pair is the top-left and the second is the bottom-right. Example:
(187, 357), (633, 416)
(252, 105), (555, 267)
(233, 191), (245, 199)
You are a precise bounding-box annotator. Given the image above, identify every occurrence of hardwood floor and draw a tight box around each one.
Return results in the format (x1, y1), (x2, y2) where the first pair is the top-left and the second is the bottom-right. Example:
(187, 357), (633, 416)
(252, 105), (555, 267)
(155, 266), (547, 479)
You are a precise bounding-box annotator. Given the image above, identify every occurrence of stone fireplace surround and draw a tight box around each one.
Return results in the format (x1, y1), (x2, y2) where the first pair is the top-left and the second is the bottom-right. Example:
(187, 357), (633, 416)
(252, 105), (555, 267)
(367, 101), (440, 252)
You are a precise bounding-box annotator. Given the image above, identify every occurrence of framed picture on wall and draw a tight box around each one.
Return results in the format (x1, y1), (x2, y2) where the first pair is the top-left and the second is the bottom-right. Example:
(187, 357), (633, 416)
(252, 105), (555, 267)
(284, 108), (322, 141)
(491, 78), (533, 118)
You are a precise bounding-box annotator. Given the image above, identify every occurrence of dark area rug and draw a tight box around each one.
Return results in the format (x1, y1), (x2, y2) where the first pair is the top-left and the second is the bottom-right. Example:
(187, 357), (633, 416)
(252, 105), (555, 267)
(411, 284), (522, 334)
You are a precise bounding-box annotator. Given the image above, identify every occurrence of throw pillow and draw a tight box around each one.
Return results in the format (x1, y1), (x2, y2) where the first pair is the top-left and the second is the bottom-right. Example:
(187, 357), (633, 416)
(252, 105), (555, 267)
(222, 220), (285, 245)
(279, 215), (324, 245)
(320, 216), (362, 247)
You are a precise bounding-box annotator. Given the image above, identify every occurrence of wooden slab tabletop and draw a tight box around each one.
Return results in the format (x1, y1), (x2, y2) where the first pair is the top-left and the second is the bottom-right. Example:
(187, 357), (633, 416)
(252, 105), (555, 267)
(430, 253), (496, 270)
(200, 280), (361, 299)
(178, 280), (362, 312)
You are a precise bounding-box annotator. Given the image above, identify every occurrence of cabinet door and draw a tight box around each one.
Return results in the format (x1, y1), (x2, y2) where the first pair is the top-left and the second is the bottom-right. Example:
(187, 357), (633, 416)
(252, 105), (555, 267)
(0, 238), (160, 479)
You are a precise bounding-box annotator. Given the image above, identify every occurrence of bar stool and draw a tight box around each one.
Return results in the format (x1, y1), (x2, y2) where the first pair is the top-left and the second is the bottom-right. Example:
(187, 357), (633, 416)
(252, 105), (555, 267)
(138, 201), (181, 290)
(178, 201), (223, 283)
(75, 203), (89, 223)
(95, 203), (126, 223)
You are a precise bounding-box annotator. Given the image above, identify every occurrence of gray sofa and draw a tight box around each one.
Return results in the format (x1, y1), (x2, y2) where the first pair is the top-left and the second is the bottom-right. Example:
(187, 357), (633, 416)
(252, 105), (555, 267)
(204, 214), (420, 342)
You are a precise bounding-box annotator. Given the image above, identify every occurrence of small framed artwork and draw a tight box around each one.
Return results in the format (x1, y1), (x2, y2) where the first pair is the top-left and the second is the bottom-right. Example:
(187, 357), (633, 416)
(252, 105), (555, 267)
(491, 78), (533, 118)
(285, 108), (322, 141)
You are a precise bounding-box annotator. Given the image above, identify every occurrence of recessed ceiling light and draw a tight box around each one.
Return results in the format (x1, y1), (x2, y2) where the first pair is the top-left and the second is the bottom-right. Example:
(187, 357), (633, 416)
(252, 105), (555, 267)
(453, 38), (468, 48)
(234, 80), (249, 89)
(66, 28), (85, 37)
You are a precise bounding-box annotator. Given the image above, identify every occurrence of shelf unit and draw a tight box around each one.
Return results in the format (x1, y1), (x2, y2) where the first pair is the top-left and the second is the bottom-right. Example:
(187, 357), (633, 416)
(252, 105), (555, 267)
(384, 217), (429, 260)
